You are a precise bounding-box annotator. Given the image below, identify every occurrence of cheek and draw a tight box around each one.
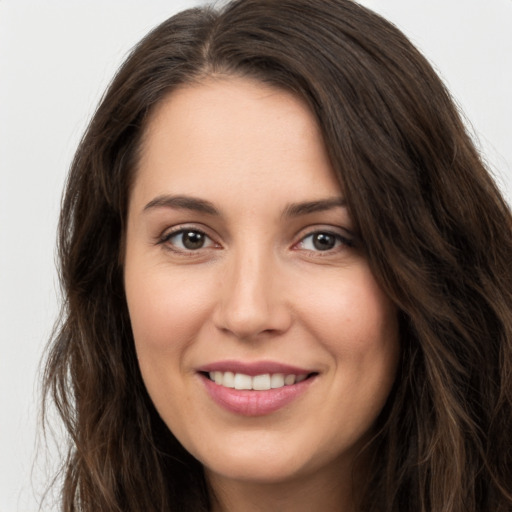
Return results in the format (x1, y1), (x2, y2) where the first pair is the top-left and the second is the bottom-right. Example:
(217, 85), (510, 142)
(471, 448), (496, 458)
(298, 267), (399, 438)
(124, 262), (217, 428)
(124, 261), (216, 360)
(294, 263), (400, 430)
(294, 264), (398, 357)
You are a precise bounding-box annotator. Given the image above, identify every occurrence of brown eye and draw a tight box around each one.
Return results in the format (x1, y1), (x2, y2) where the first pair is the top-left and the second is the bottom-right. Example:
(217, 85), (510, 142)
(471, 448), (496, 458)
(163, 229), (215, 251)
(181, 231), (205, 250)
(297, 231), (354, 252)
(312, 233), (337, 251)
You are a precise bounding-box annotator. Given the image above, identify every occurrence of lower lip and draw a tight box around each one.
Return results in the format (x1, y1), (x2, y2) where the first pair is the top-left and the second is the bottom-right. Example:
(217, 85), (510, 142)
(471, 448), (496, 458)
(200, 374), (316, 416)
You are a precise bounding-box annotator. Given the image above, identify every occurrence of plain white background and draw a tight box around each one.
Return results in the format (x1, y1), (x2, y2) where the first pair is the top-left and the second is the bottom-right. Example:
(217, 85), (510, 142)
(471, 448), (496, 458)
(1, 1), (511, 510)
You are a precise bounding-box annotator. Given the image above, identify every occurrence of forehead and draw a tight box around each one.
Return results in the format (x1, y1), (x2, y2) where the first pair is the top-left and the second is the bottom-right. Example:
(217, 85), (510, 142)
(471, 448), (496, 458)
(132, 76), (341, 208)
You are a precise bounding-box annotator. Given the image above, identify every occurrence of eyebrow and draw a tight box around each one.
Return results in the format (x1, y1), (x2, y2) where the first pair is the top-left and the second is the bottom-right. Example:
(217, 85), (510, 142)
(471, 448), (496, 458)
(143, 195), (219, 215)
(282, 197), (347, 217)
(142, 194), (346, 217)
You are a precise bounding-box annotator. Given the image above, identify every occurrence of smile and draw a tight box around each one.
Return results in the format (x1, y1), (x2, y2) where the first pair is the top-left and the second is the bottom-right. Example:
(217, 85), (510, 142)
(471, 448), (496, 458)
(207, 371), (309, 390)
(198, 362), (318, 416)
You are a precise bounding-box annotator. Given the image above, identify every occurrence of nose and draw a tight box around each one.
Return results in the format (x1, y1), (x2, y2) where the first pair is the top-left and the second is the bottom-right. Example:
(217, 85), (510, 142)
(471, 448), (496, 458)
(213, 248), (292, 340)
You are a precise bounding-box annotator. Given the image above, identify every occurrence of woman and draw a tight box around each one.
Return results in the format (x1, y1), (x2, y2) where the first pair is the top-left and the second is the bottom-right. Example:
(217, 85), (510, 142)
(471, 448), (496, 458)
(43, 0), (512, 510)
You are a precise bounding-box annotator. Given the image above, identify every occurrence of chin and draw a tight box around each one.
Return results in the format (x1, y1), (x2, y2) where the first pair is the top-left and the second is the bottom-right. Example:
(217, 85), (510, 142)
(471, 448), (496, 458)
(192, 430), (348, 487)
(204, 454), (309, 485)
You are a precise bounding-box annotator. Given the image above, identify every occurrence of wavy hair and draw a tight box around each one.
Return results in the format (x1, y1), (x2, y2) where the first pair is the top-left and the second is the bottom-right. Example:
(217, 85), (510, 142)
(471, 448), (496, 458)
(43, 0), (512, 510)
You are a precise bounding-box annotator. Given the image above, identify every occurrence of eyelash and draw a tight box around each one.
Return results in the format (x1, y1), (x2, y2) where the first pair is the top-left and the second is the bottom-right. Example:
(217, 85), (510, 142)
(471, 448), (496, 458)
(295, 231), (355, 253)
(158, 227), (217, 254)
(157, 226), (355, 255)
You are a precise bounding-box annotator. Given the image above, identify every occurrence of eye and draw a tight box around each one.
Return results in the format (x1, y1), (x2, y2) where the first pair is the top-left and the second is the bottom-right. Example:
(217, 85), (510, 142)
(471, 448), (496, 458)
(297, 231), (353, 252)
(161, 228), (217, 251)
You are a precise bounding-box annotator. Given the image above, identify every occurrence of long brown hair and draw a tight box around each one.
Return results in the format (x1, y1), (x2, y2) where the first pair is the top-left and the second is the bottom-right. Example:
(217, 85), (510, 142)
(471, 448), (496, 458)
(43, 0), (512, 510)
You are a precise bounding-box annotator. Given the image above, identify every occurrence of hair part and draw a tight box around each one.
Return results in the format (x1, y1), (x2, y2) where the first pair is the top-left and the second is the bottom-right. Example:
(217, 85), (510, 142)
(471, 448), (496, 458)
(43, 1), (512, 510)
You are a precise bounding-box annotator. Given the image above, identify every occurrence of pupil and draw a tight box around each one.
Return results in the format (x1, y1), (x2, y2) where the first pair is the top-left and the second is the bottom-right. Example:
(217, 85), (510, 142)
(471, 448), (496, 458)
(313, 233), (335, 251)
(183, 231), (204, 250)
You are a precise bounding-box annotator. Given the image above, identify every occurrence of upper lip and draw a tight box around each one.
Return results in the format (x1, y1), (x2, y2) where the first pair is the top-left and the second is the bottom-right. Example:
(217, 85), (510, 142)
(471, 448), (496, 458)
(197, 360), (315, 377)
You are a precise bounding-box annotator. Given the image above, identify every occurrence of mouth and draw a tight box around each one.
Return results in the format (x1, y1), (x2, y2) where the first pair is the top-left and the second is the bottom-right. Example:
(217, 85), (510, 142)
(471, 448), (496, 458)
(201, 370), (317, 391)
(197, 361), (319, 416)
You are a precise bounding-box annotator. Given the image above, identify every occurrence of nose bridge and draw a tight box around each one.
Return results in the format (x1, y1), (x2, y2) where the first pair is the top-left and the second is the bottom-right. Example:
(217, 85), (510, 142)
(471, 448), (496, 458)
(215, 240), (289, 338)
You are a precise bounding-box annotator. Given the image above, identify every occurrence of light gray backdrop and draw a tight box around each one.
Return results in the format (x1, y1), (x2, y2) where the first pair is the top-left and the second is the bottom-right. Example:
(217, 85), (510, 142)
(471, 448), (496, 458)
(1, 1), (511, 510)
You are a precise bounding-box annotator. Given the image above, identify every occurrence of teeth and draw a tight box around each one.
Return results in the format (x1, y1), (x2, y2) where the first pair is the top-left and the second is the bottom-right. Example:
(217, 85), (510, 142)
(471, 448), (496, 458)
(208, 371), (309, 390)
(270, 373), (285, 388)
(284, 374), (296, 385)
(223, 371), (235, 388)
(253, 374), (271, 390)
(234, 373), (252, 390)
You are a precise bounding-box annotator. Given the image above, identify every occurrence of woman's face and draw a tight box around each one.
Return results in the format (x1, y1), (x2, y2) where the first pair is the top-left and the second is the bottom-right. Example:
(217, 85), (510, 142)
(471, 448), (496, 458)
(124, 77), (399, 487)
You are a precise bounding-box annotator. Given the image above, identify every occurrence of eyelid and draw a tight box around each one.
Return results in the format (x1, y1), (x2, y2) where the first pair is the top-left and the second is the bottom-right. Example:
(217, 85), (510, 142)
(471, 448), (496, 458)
(293, 226), (356, 252)
(155, 223), (357, 255)
(157, 224), (220, 252)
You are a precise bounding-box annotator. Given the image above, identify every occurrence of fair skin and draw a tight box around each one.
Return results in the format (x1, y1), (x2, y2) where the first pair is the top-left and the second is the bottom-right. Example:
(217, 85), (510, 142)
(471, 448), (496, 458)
(124, 76), (400, 512)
